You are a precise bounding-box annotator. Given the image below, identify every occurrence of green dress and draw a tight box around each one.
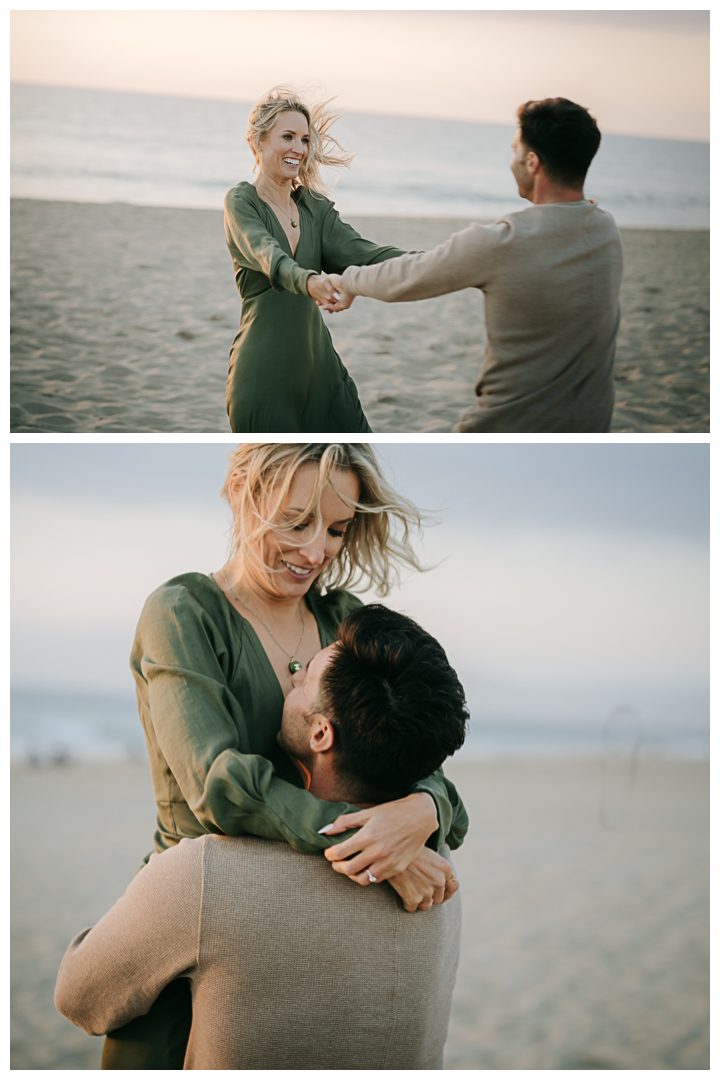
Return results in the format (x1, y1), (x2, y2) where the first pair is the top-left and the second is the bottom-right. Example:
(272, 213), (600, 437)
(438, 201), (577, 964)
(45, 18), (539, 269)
(223, 182), (406, 434)
(131, 572), (469, 858)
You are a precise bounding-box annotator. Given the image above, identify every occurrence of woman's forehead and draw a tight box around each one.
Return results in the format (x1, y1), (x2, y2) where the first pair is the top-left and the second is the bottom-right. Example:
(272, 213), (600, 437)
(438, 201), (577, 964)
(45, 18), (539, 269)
(275, 463), (360, 514)
(272, 110), (308, 135)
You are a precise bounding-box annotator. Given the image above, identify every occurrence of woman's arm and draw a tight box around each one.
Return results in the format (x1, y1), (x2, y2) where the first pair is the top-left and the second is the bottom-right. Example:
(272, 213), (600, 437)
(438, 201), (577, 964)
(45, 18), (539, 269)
(224, 186), (315, 296)
(136, 580), (468, 872)
(320, 770), (468, 882)
(319, 200), (412, 276)
(411, 768), (469, 850)
(135, 583), (361, 854)
(341, 846), (460, 914)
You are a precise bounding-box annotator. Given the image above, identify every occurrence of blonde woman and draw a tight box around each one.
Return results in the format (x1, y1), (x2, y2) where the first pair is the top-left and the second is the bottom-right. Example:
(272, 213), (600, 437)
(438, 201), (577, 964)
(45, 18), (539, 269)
(100, 444), (468, 1069)
(224, 87), (408, 433)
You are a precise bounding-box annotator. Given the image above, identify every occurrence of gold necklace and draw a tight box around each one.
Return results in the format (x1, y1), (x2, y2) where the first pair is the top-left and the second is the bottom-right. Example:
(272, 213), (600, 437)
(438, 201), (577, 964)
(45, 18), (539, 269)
(258, 187), (298, 228)
(221, 568), (306, 674)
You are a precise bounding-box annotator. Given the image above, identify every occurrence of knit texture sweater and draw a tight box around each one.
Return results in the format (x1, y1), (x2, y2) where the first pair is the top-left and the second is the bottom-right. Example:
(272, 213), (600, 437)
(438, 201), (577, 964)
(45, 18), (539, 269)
(55, 835), (461, 1070)
(341, 200), (623, 433)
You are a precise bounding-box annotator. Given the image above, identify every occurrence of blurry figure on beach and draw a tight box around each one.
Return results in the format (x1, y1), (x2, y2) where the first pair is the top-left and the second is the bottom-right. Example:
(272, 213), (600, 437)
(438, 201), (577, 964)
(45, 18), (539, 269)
(94, 442), (468, 1068)
(55, 604), (467, 1069)
(324, 98), (623, 434)
(224, 86), (412, 434)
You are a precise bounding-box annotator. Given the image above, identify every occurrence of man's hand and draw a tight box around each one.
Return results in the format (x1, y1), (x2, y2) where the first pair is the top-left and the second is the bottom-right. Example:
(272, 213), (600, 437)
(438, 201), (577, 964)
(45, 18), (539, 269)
(321, 792), (438, 881)
(318, 273), (355, 314)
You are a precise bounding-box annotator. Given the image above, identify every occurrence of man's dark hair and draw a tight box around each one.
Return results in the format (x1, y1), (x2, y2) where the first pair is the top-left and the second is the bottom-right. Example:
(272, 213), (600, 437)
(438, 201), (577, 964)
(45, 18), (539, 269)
(319, 604), (468, 801)
(517, 97), (601, 188)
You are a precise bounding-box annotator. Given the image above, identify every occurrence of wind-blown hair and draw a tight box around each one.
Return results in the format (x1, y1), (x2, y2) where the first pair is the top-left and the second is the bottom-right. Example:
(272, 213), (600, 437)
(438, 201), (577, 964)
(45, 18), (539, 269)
(221, 443), (426, 597)
(320, 604), (469, 801)
(245, 85), (353, 197)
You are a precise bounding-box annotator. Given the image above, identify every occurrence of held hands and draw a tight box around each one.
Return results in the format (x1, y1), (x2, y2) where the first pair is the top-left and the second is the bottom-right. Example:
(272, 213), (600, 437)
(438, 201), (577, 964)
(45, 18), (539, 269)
(306, 271), (338, 307)
(321, 792), (438, 881)
(308, 271), (355, 314)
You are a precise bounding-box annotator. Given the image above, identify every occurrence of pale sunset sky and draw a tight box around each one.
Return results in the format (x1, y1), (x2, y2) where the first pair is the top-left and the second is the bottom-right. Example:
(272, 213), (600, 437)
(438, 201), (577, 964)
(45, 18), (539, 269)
(9, 8), (710, 142)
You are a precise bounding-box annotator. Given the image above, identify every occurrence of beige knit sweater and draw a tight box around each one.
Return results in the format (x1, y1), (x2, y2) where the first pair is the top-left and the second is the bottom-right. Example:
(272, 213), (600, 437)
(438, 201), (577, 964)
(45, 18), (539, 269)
(341, 200), (623, 433)
(55, 836), (461, 1070)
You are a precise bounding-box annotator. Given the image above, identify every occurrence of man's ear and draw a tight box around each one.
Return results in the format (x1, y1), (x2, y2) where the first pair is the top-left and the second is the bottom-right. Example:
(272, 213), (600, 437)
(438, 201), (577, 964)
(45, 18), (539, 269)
(309, 714), (335, 753)
(526, 150), (541, 176)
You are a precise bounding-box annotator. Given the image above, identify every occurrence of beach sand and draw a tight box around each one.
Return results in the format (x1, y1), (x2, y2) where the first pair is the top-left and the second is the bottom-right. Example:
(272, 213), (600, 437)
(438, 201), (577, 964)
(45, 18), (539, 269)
(10, 199), (709, 433)
(11, 757), (709, 1070)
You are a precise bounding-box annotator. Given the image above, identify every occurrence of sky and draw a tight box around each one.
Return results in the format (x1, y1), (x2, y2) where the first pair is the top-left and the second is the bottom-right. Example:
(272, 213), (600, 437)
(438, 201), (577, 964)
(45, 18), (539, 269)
(11, 442), (709, 737)
(9, 9), (710, 141)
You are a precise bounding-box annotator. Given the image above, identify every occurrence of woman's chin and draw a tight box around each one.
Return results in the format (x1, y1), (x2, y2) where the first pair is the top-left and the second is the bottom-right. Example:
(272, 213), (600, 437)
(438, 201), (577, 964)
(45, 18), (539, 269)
(283, 572), (317, 593)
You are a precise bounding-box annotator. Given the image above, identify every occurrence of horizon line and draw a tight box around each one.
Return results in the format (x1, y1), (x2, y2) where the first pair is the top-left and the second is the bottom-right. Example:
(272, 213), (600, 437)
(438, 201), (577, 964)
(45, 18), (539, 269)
(10, 80), (710, 146)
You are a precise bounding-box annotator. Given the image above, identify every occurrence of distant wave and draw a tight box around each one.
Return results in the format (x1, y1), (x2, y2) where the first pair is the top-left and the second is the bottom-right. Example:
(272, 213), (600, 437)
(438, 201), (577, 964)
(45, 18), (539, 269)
(11, 84), (709, 228)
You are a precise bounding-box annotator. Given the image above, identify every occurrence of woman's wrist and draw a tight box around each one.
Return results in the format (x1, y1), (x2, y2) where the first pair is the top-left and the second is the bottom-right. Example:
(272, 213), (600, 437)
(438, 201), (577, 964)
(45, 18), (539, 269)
(400, 792), (439, 844)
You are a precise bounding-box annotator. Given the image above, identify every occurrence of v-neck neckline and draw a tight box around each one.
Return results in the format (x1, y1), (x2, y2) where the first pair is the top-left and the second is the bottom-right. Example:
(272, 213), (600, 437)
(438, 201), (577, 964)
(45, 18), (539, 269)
(252, 184), (302, 258)
(208, 572), (323, 698)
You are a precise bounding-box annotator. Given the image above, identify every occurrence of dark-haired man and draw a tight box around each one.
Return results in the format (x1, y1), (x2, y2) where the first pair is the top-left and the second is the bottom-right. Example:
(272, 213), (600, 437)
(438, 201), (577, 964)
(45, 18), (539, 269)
(55, 605), (468, 1070)
(326, 97), (623, 434)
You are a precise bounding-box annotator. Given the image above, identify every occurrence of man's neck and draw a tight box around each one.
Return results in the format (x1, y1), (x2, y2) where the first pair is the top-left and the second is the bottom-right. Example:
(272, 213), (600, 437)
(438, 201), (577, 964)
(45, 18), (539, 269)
(531, 173), (585, 206)
(303, 756), (375, 807)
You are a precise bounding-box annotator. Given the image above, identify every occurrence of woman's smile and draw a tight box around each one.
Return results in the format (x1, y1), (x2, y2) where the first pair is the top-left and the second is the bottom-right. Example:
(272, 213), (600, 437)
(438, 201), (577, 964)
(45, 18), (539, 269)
(280, 558), (317, 580)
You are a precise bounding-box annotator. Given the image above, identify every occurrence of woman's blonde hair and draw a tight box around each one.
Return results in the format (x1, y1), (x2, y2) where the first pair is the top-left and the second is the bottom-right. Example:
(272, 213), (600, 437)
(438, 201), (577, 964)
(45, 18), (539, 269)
(245, 85), (353, 197)
(221, 444), (425, 597)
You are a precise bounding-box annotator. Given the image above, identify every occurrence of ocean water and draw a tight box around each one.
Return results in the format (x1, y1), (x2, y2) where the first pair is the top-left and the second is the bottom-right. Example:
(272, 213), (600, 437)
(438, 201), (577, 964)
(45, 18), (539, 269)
(10, 688), (709, 766)
(10, 83), (709, 228)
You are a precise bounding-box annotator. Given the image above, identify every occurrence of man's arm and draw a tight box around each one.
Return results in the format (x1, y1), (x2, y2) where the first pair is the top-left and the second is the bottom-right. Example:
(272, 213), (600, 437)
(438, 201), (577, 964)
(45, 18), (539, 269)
(55, 840), (204, 1035)
(336, 221), (505, 304)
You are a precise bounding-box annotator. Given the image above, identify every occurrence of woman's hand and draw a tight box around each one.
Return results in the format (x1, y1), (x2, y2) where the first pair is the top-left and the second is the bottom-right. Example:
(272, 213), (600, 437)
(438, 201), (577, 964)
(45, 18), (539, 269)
(388, 848), (459, 913)
(320, 274), (355, 313)
(306, 271), (339, 307)
(321, 792), (438, 881)
(344, 847), (459, 913)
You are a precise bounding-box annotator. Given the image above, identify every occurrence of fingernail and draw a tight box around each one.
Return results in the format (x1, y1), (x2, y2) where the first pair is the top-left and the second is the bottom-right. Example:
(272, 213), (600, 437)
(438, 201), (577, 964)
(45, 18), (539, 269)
(317, 824), (333, 834)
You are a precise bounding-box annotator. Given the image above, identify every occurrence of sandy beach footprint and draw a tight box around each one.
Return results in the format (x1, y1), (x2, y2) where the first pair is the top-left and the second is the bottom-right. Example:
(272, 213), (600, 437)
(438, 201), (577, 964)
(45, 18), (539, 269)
(10, 201), (709, 433)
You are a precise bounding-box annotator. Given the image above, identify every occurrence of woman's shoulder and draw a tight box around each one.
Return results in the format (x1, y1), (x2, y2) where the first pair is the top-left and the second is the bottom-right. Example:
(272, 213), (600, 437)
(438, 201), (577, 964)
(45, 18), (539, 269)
(141, 572), (226, 625)
(309, 588), (364, 628)
(296, 187), (335, 218)
(224, 181), (261, 215)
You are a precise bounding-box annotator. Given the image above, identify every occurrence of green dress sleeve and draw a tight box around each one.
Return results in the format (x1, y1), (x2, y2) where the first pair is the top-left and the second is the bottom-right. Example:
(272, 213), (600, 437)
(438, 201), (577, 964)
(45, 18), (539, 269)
(411, 769), (469, 851)
(135, 584), (360, 855)
(135, 580), (468, 856)
(318, 200), (410, 275)
(224, 186), (314, 296)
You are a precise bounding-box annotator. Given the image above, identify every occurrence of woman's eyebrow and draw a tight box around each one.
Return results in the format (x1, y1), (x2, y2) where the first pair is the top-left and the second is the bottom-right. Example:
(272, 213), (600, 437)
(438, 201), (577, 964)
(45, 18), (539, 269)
(285, 507), (354, 523)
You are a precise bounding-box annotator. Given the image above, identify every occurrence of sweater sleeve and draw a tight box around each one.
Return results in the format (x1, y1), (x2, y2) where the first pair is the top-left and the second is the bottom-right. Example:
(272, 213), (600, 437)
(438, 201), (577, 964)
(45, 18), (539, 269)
(319, 199), (409, 275)
(55, 840), (204, 1035)
(134, 586), (361, 855)
(341, 220), (506, 302)
(224, 186), (315, 295)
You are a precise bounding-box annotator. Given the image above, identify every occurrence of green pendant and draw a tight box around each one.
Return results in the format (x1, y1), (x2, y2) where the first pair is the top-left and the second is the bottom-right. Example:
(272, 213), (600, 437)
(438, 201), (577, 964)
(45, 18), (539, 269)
(289, 659), (302, 674)
(291, 219), (298, 228)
